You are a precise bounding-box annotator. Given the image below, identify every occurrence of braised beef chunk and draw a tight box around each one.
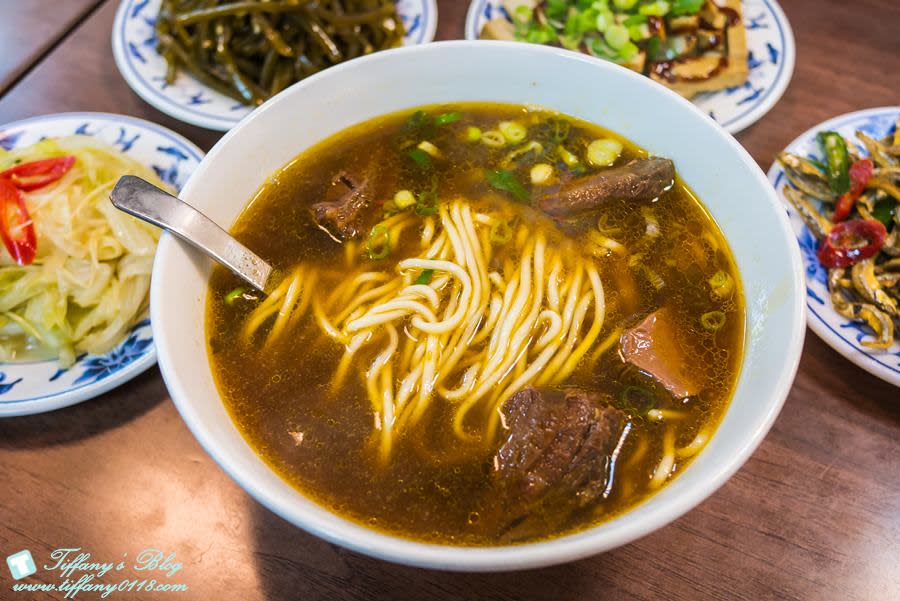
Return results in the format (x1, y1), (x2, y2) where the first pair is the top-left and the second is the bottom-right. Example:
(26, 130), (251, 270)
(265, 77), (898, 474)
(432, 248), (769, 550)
(310, 171), (372, 240)
(490, 387), (625, 540)
(620, 308), (700, 398)
(536, 157), (675, 216)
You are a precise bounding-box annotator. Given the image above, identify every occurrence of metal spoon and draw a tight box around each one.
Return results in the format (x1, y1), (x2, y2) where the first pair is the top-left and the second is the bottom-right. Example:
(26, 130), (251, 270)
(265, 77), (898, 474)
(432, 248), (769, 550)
(110, 175), (272, 293)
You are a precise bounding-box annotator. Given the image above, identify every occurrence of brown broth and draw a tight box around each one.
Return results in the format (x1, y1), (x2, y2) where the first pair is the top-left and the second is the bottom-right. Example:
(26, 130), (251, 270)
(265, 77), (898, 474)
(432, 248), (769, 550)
(206, 103), (745, 545)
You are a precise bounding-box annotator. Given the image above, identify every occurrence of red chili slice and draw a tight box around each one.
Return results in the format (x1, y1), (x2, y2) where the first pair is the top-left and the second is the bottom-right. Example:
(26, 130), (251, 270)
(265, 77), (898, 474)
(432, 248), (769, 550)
(817, 218), (887, 268)
(0, 155), (76, 191)
(832, 158), (874, 222)
(0, 179), (37, 265)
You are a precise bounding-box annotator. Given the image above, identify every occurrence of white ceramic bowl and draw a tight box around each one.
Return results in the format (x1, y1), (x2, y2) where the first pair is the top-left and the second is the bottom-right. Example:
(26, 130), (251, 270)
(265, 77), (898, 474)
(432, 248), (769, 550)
(152, 41), (805, 571)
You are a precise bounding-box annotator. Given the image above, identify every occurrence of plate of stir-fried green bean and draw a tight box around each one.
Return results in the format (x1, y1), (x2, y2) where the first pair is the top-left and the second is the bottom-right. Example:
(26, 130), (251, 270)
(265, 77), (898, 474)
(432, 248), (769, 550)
(113, 0), (437, 130)
(768, 107), (900, 387)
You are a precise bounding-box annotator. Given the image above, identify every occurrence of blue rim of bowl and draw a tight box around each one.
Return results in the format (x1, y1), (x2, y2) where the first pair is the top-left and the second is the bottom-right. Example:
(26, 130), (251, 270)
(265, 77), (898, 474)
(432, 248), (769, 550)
(0, 112), (204, 416)
(463, 0), (795, 135)
(767, 106), (900, 387)
(112, 0), (439, 131)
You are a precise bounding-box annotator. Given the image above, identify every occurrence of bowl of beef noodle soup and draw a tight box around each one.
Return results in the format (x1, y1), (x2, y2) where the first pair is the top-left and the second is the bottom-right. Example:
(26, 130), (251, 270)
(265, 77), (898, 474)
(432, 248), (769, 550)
(151, 41), (805, 571)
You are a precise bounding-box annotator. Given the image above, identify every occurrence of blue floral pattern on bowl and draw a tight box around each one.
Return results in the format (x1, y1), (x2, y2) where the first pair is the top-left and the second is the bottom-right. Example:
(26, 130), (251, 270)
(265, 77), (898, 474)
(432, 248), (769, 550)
(465, 0), (795, 135)
(113, 0), (438, 131)
(768, 107), (900, 387)
(0, 113), (204, 416)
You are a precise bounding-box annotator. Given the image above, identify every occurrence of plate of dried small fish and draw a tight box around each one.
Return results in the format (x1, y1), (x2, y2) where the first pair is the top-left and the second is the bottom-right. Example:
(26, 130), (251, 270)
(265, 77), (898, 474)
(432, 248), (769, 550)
(769, 107), (900, 387)
(113, 0), (438, 131)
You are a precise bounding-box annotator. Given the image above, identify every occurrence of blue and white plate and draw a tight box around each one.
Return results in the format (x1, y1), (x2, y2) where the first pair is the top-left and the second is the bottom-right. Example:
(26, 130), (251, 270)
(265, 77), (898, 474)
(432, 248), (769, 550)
(0, 113), (204, 416)
(112, 0), (439, 131)
(465, 0), (795, 135)
(767, 107), (900, 388)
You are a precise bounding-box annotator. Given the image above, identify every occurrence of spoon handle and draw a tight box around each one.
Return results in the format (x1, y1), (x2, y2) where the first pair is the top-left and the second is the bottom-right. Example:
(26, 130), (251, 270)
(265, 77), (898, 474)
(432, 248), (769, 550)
(110, 175), (272, 293)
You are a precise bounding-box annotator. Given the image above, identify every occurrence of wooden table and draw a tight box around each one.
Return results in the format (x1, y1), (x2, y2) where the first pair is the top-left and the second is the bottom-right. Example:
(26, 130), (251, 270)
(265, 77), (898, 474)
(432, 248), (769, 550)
(1, 1), (898, 599)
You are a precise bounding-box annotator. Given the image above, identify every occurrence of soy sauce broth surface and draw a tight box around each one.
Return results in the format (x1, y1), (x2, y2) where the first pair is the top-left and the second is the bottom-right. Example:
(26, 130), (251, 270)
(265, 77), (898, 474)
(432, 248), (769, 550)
(206, 103), (745, 545)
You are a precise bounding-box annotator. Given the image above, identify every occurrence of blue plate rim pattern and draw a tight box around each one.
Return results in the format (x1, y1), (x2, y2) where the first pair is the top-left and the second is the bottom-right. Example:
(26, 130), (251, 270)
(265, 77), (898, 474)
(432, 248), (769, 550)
(112, 0), (439, 132)
(0, 111), (204, 416)
(767, 106), (900, 387)
(463, 0), (796, 135)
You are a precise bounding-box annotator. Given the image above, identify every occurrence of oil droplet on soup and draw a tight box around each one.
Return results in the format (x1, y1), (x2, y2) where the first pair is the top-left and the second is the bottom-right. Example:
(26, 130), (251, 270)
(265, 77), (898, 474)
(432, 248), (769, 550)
(206, 103), (744, 545)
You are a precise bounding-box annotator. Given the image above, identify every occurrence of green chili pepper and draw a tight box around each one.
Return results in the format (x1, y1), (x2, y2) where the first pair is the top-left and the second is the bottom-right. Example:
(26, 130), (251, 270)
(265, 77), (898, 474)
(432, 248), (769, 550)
(817, 131), (851, 195)
(366, 225), (390, 260)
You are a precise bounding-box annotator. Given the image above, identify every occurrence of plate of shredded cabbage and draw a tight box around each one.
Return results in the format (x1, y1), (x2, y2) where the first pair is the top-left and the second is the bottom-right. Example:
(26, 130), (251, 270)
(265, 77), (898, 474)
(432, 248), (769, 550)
(0, 113), (203, 416)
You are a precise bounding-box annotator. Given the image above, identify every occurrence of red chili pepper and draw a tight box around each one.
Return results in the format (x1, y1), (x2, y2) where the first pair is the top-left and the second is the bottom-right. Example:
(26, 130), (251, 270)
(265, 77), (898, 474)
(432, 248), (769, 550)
(831, 158), (874, 222)
(817, 218), (887, 268)
(0, 179), (37, 265)
(0, 155), (76, 191)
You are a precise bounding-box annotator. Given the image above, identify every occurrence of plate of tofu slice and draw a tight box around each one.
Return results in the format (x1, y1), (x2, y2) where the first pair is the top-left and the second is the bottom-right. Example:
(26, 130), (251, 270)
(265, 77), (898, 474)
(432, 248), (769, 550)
(466, 0), (794, 134)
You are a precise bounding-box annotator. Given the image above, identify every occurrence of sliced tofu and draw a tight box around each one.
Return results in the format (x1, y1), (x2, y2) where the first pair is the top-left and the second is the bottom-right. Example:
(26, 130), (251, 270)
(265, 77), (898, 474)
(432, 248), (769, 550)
(653, 0), (748, 98)
(480, 18), (516, 40)
(479, 0), (537, 40)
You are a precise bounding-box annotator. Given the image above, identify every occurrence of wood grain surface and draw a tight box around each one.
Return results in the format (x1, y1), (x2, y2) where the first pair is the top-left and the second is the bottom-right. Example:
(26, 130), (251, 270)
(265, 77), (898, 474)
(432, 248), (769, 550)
(0, 1), (898, 600)
(0, 0), (104, 95)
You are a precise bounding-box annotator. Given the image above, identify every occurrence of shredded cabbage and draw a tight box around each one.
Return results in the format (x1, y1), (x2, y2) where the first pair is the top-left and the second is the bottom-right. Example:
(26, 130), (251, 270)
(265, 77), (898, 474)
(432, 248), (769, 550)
(0, 136), (171, 365)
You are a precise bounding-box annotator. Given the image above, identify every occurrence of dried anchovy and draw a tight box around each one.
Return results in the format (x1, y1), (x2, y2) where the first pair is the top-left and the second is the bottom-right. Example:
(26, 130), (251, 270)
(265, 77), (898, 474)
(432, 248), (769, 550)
(792, 118), (900, 347)
(155, 0), (405, 107)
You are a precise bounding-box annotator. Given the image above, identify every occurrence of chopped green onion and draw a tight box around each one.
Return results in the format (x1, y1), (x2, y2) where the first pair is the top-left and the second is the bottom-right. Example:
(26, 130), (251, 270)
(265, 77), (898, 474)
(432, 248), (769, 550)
(531, 163), (554, 185)
(394, 189), (416, 209)
(481, 130), (506, 148)
(225, 287), (246, 304)
(404, 110), (429, 131)
(417, 140), (442, 158)
(595, 10), (614, 31)
(485, 169), (530, 203)
(415, 269), (434, 285)
(549, 118), (571, 144)
(366, 225), (391, 260)
(604, 24), (630, 50)
(559, 34), (583, 50)
(499, 121), (527, 144)
(587, 138), (624, 167)
(628, 22), (651, 41)
(558, 146), (580, 168)
(501, 141), (544, 168)
(466, 126), (482, 142)
(512, 4), (533, 24)
(524, 24), (557, 44)
(708, 270), (734, 299)
(407, 148), (431, 169)
(618, 41), (640, 61)
(701, 311), (727, 332)
(435, 111), (462, 126)
(619, 386), (656, 415)
(671, 0), (705, 16)
(639, 1), (671, 16)
(623, 14), (648, 26)
(415, 175), (440, 215)
(490, 219), (513, 245)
